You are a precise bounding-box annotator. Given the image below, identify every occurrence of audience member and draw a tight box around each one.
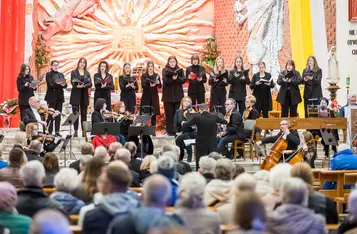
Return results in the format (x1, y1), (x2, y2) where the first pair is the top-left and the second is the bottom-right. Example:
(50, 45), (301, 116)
(162, 151), (185, 177)
(253, 170), (273, 197)
(92, 133), (117, 150)
(70, 142), (94, 174)
(29, 209), (71, 234)
(0, 145), (7, 169)
(83, 161), (140, 234)
(108, 142), (123, 161)
(16, 161), (64, 217)
(340, 94), (357, 117)
(107, 175), (184, 234)
(77, 154), (93, 181)
(198, 156), (216, 184)
(94, 145), (110, 163)
(175, 172), (221, 234)
(204, 158), (234, 207)
(267, 178), (326, 234)
(13, 132), (28, 151)
(233, 164), (245, 179)
(125, 142), (142, 173)
(338, 189), (357, 234)
(43, 153), (59, 187)
(139, 155), (157, 181)
(114, 148), (141, 187)
(78, 193), (104, 228)
(261, 163), (292, 211)
(173, 145), (192, 174)
(25, 140), (43, 162)
(160, 144), (174, 156)
(0, 181), (32, 234)
(50, 168), (84, 214)
(0, 148), (26, 187)
(208, 152), (223, 161)
(157, 156), (179, 206)
(291, 162), (338, 224)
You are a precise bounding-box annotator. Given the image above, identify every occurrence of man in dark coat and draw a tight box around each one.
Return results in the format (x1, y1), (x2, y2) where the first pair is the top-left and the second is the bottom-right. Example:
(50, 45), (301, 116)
(23, 96), (46, 131)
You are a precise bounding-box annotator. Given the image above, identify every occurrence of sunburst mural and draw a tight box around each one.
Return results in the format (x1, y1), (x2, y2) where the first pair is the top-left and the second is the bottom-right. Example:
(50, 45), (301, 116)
(37, 0), (214, 77)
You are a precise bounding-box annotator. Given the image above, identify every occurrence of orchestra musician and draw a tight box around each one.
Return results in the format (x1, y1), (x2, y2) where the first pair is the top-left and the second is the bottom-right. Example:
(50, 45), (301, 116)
(94, 61), (114, 111)
(23, 97), (46, 133)
(228, 56), (250, 114)
(209, 56), (228, 114)
(276, 60), (302, 117)
(186, 54), (207, 106)
(241, 95), (260, 140)
(217, 98), (245, 159)
(174, 97), (197, 162)
(162, 55), (185, 136)
(141, 61), (162, 126)
(70, 58), (92, 137)
(17, 64), (36, 121)
(119, 62), (138, 113)
(25, 123), (61, 155)
(45, 60), (67, 137)
(184, 103), (227, 170)
(301, 131), (317, 168)
(250, 61), (274, 118)
(302, 56), (323, 118)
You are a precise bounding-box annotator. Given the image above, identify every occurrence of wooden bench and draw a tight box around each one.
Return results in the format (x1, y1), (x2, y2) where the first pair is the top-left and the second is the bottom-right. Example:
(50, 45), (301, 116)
(70, 225), (81, 234)
(345, 173), (357, 185)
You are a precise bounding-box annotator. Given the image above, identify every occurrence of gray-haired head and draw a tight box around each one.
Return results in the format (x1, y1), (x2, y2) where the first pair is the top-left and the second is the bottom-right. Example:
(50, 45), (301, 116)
(281, 177), (309, 206)
(162, 151), (178, 162)
(143, 174), (171, 208)
(234, 173), (257, 194)
(29, 140), (43, 154)
(199, 156), (217, 174)
(108, 142), (123, 157)
(20, 160), (45, 187)
(14, 132), (27, 146)
(94, 146), (109, 162)
(172, 145), (181, 158)
(114, 148), (131, 165)
(215, 158), (234, 181)
(208, 151), (223, 160)
(81, 142), (94, 156)
(269, 163), (292, 191)
(160, 144), (174, 155)
(53, 168), (79, 193)
(177, 172), (206, 209)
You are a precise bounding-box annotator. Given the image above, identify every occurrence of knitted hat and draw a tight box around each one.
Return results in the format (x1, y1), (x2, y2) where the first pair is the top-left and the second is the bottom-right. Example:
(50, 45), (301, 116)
(0, 181), (17, 211)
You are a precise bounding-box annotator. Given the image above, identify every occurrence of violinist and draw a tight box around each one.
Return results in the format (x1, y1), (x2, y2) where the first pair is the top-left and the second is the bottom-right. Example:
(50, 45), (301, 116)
(23, 97), (46, 133)
(141, 61), (162, 126)
(174, 97), (197, 162)
(209, 56), (228, 114)
(217, 98), (245, 159)
(45, 60), (67, 137)
(94, 61), (114, 111)
(243, 95), (260, 121)
(119, 62), (138, 113)
(301, 131), (317, 168)
(186, 54), (207, 106)
(25, 122), (60, 155)
(17, 64), (36, 121)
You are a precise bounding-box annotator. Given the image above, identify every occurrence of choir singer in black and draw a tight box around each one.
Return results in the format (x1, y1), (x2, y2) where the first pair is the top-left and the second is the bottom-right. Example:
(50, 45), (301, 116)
(209, 56), (228, 114)
(186, 54), (207, 106)
(94, 61), (114, 111)
(119, 62), (138, 113)
(17, 64), (36, 121)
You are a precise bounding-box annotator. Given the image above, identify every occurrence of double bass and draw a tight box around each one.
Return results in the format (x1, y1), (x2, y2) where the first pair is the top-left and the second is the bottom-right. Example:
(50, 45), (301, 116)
(260, 133), (288, 170)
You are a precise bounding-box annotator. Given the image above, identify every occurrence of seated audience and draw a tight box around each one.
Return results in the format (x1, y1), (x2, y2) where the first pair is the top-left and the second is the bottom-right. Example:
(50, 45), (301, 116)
(83, 161), (140, 234)
(338, 189), (357, 234)
(50, 168), (84, 214)
(0, 148), (26, 187)
(29, 209), (71, 234)
(107, 175), (184, 234)
(77, 154), (93, 182)
(139, 155), (156, 181)
(340, 94), (357, 117)
(16, 161), (64, 217)
(261, 163), (292, 211)
(204, 159), (234, 207)
(70, 142), (94, 174)
(291, 162), (338, 224)
(25, 140), (43, 162)
(108, 142), (123, 161)
(267, 178), (326, 234)
(175, 172), (221, 234)
(114, 148), (141, 187)
(323, 143), (357, 189)
(0, 145), (8, 169)
(208, 151), (223, 161)
(78, 193), (104, 228)
(157, 156), (179, 206)
(173, 145), (192, 174)
(12, 132), (28, 151)
(198, 156), (217, 184)
(94, 145), (110, 163)
(125, 142), (141, 173)
(0, 181), (32, 234)
(162, 151), (185, 177)
(43, 152), (59, 187)
(233, 164), (245, 179)
(253, 170), (273, 197)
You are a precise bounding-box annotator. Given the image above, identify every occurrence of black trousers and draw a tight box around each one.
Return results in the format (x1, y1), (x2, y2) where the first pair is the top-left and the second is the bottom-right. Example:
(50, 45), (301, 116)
(122, 96), (136, 113)
(72, 103), (88, 131)
(237, 101), (245, 115)
(304, 98), (319, 118)
(189, 93), (205, 106)
(164, 102), (180, 134)
(281, 104), (298, 117)
(195, 135), (217, 170)
(256, 102), (269, 118)
(176, 132), (197, 162)
(47, 101), (63, 133)
(19, 105), (30, 121)
(210, 92), (226, 114)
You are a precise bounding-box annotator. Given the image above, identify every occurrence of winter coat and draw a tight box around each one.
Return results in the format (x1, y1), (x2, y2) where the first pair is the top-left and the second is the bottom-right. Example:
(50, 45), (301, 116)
(50, 191), (85, 214)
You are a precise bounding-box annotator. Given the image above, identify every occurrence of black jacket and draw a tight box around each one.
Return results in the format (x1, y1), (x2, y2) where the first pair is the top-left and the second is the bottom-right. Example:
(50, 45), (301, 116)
(25, 150), (43, 162)
(131, 170), (141, 187)
(23, 108), (45, 126)
(162, 67), (185, 103)
(69, 159), (81, 174)
(44, 70), (67, 103)
(141, 73), (162, 115)
(17, 75), (35, 105)
(308, 192), (338, 225)
(91, 111), (104, 126)
(178, 161), (192, 174)
(119, 75), (138, 100)
(277, 70), (302, 106)
(302, 68), (323, 100)
(228, 68), (250, 101)
(185, 65), (207, 96)
(250, 72), (274, 111)
(226, 110), (245, 139)
(186, 111), (227, 137)
(244, 107), (260, 120)
(261, 130), (300, 150)
(209, 70), (228, 95)
(70, 69), (92, 106)
(93, 73), (114, 104)
(16, 187), (64, 217)
(129, 158), (142, 174)
(174, 109), (195, 133)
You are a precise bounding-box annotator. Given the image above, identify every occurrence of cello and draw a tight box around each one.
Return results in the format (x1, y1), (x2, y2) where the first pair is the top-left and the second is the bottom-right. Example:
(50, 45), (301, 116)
(260, 133), (288, 170)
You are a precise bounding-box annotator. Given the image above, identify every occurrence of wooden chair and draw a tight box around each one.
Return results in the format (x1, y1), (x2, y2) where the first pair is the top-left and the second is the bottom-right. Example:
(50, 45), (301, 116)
(268, 110), (281, 118)
(70, 215), (79, 225)
(345, 173), (357, 185)
(233, 120), (256, 161)
(69, 225), (81, 234)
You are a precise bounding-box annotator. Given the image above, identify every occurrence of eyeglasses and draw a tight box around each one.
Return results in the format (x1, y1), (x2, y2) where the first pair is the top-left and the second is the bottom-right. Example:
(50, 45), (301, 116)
(225, 103), (232, 106)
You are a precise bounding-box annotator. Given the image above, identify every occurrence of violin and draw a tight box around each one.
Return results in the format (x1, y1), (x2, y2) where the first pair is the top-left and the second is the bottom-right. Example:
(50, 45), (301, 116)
(38, 106), (56, 115)
(102, 111), (134, 121)
(260, 133), (288, 170)
(183, 106), (196, 118)
(243, 106), (252, 121)
(35, 133), (55, 143)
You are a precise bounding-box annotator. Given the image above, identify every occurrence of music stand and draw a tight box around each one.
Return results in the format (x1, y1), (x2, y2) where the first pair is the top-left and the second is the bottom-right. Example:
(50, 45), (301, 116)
(320, 128), (338, 146)
(61, 112), (79, 166)
(92, 123), (121, 136)
(59, 135), (72, 167)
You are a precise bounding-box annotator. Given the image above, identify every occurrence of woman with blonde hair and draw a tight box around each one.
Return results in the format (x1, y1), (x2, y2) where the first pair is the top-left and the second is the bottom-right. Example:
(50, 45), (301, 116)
(139, 155), (157, 181)
(209, 56), (228, 114)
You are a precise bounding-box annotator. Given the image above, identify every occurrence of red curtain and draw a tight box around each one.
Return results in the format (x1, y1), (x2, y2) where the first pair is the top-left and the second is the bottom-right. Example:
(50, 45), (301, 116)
(0, 0), (26, 102)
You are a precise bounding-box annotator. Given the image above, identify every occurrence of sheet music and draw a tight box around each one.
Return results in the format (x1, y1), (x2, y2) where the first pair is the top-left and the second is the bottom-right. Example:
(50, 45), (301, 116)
(184, 139), (195, 146)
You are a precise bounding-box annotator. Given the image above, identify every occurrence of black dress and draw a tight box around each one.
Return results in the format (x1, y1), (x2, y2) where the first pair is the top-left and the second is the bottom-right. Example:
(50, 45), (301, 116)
(228, 69), (250, 114)
(209, 69), (229, 114)
(17, 75), (35, 120)
(174, 109), (196, 162)
(141, 73), (162, 125)
(119, 75), (138, 113)
(185, 65), (207, 105)
(93, 73), (114, 111)
(302, 68), (323, 118)
(250, 72), (274, 118)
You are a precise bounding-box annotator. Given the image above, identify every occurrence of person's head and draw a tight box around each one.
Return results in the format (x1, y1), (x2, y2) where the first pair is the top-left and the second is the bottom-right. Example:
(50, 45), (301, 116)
(348, 189), (357, 220)
(14, 131), (27, 146)
(285, 60), (295, 72)
(191, 54), (200, 65)
(142, 174), (172, 208)
(108, 142), (123, 157)
(0, 181), (17, 212)
(338, 143), (350, 152)
(140, 155), (157, 173)
(234, 56), (244, 71)
(172, 146), (181, 160)
(234, 191), (266, 231)
(118, 101), (126, 113)
(258, 61), (266, 73)
(214, 56), (224, 73)
(157, 155), (176, 179)
(79, 154), (92, 172)
(166, 55), (178, 69)
(253, 170), (270, 182)
(215, 159), (234, 181)
(77, 57), (87, 70)
(208, 151), (223, 160)
(199, 103), (209, 112)
(43, 153), (59, 173)
(269, 163), (292, 192)
(306, 56), (319, 71)
(177, 172), (206, 209)
(29, 96), (40, 110)
(81, 142), (94, 156)
(8, 148), (25, 166)
(245, 95), (256, 108)
(179, 96), (192, 110)
(82, 157), (106, 196)
(26, 123), (38, 139)
(19, 64), (31, 77)
(94, 145), (110, 162)
(20, 160), (45, 187)
(98, 61), (109, 73)
(225, 98), (236, 113)
(281, 177), (308, 206)
(162, 151), (178, 163)
(123, 62), (131, 76)
(28, 140), (43, 154)
(160, 144), (174, 156)
(302, 131), (315, 147)
(94, 98), (107, 112)
(98, 161), (132, 195)
(279, 119), (290, 132)
(253, 170), (273, 197)
(114, 148), (131, 165)
(146, 60), (155, 74)
(349, 94), (357, 106)
(54, 168), (79, 193)
(291, 162), (313, 188)
(198, 156), (217, 174)
(51, 60), (59, 72)
(233, 173), (257, 197)
(124, 142), (137, 158)
(29, 209), (71, 234)
(233, 164), (245, 179)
